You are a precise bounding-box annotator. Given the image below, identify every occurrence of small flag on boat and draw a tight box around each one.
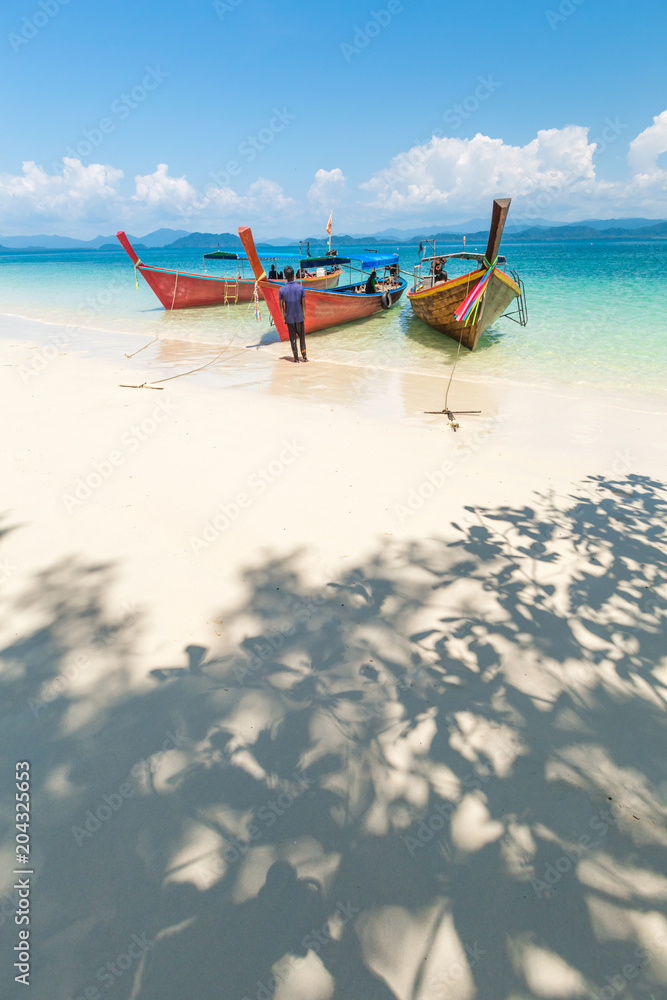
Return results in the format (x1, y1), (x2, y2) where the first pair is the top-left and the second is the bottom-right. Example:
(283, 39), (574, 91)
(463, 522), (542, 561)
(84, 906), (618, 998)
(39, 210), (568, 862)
(326, 212), (333, 235)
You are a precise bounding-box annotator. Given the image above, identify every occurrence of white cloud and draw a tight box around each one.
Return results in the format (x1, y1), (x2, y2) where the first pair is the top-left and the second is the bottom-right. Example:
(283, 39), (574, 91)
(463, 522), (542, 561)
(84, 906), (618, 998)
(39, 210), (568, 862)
(0, 159), (300, 235)
(128, 166), (298, 226)
(361, 126), (601, 220)
(360, 117), (667, 223)
(0, 158), (123, 226)
(628, 110), (667, 176)
(308, 167), (347, 210)
(2, 114), (667, 238)
(132, 163), (198, 210)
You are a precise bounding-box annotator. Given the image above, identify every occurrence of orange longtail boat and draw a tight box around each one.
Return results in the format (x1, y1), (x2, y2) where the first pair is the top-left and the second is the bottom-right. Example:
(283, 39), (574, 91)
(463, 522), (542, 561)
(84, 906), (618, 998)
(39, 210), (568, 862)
(116, 231), (342, 310)
(408, 198), (528, 351)
(238, 226), (407, 339)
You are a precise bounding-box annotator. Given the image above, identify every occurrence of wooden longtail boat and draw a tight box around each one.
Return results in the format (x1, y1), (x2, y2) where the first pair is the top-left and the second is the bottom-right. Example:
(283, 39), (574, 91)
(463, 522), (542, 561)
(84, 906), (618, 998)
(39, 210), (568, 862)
(238, 226), (407, 339)
(116, 231), (342, 310)
(408, 198), (527, 351)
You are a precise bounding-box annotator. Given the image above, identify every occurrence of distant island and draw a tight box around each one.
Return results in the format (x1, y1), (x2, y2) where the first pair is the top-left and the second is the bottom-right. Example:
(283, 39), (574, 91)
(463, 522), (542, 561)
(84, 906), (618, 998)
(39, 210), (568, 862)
(140, 220), (667, 249)
(2, 218), (667, 253)
(97, 242), (147, 252)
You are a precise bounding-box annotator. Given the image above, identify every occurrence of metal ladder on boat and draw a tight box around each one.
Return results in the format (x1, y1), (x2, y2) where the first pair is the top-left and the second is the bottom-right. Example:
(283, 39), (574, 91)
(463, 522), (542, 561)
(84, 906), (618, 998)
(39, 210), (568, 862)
(503, 270), (528, 327)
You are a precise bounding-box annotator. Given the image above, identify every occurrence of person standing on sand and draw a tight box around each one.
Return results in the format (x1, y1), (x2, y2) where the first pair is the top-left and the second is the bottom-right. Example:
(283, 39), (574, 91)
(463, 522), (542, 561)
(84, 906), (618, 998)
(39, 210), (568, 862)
(279, 266), (308, 363)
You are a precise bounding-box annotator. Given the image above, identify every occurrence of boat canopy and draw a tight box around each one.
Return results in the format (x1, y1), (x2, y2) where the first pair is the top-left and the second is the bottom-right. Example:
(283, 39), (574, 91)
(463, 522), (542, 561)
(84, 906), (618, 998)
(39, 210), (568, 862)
(204, 250), (398, 270)
(420, 252), (507, 265)
(299, 256), (350, 268)
(204, 251), (308, 262)
(359, 253), (399, 271)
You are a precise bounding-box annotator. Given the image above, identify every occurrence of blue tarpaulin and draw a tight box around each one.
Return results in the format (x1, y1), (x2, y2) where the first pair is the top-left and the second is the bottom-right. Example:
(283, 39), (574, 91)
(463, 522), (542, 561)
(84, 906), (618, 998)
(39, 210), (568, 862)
(359, 253), (399, 271)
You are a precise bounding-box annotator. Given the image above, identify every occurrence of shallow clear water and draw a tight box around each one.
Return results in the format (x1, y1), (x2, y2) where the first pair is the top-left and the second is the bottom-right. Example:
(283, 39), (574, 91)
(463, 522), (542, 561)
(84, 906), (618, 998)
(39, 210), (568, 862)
(1, 240), (666, 394)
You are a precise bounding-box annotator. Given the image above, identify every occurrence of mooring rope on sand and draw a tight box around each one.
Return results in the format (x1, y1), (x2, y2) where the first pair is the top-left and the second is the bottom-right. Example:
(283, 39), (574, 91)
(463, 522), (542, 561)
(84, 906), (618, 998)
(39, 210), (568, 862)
(120, 283), (261, 390)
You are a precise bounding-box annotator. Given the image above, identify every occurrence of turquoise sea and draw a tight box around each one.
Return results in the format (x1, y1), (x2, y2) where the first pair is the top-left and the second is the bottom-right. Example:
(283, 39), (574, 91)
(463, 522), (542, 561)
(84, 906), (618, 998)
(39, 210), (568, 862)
(1, 240), (666, 396)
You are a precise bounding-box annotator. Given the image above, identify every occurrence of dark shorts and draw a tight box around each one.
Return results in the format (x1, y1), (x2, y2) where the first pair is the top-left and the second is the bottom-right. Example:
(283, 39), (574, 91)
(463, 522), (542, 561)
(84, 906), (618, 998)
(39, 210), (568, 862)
(287, 322), (306, 357)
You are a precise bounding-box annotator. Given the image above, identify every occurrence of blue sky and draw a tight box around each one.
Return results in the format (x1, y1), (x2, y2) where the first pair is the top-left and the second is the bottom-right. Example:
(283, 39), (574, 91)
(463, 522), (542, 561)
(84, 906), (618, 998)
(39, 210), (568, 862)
(1, 0), (666, 236)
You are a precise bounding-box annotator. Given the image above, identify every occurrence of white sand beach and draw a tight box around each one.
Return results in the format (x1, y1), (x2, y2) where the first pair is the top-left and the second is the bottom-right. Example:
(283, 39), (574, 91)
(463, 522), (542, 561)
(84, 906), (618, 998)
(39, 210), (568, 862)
(2, 315), (667, 1000)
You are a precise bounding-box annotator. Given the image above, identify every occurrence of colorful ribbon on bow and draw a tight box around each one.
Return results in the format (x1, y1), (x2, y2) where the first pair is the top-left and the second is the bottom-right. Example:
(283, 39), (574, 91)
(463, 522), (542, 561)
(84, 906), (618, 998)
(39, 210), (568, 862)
(253, 281), (262, 322)
(454, 256), (498, 325)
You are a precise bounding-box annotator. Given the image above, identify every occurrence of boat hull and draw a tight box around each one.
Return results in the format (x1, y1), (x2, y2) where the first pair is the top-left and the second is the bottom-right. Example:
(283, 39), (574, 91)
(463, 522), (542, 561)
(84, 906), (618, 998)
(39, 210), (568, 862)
(258, 279), (407, 340)
(115, 230), (341, 310)
(238, 225), (406, 340)
(136, 263), (342, 310)
(408, 267), (520, 350)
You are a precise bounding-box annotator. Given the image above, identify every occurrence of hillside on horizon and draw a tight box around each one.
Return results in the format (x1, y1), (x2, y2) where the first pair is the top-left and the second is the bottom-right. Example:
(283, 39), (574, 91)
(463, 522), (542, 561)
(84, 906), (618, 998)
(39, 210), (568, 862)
(2, 218), (667, 253)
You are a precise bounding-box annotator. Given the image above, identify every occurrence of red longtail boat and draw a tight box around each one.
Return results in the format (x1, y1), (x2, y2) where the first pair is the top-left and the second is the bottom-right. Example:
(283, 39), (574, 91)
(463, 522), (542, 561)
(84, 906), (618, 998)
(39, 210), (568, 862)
(238, 226), (407, 340)
(116, 231), (342, 310)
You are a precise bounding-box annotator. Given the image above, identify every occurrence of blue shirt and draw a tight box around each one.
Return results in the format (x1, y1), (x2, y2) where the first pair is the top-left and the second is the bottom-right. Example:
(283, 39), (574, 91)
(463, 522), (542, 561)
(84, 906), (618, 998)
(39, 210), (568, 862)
(279, 280), (305, 324)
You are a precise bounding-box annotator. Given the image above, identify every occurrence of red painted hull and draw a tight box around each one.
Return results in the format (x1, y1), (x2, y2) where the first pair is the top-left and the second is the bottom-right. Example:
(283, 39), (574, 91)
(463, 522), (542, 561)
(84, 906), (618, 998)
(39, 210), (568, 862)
(136, 263), (342, 310)
(256, 279), (406, 340)
(115, 231), (340, 310)
(238, 226), (406, 341)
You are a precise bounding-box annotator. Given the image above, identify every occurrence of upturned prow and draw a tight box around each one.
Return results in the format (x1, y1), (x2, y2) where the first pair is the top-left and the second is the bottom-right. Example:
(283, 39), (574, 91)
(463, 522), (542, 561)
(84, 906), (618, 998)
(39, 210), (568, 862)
(485, 198), (512, 265)
(238, 227), (267, 282)
(116, 230), (140, 264)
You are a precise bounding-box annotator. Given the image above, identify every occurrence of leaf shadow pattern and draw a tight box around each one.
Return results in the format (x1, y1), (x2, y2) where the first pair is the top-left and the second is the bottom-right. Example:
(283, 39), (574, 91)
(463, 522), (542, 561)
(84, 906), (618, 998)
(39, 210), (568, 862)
(0, 475), (666, 999)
